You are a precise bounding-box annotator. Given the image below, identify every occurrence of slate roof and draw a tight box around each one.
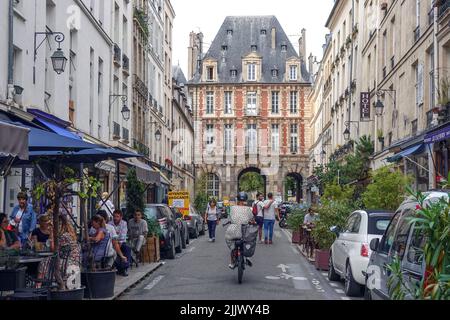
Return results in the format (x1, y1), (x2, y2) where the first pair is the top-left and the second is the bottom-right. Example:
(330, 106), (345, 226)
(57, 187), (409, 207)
(172, 65), (188, 86)
(190, 16), (310, 84)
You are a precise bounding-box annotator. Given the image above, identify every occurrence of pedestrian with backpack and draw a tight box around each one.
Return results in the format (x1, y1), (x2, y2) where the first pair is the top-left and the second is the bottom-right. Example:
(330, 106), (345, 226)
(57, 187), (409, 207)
(263, 193), (280, 245)
(252, 193), (265, 243)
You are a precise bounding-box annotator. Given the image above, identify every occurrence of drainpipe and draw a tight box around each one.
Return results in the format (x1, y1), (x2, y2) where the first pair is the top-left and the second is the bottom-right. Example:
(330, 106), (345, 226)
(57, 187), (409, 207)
(430, 3), (440, 189)
(348, 0), (355, 138)
(7, 0), (14, 102)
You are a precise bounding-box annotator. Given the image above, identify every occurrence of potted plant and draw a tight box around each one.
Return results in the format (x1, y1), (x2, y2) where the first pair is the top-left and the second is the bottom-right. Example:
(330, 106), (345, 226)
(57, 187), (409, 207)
(32, 166), (99, 300)
(312, 200), (353, 271)
(142, 217), (162, 263)
(287, 209), (306, 244)
(0, 251), (27, 292)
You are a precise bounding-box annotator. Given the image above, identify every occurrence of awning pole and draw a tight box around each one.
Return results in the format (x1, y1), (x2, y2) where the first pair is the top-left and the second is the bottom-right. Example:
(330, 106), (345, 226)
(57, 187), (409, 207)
(116, 160), (120, 210)
(403, 156), (430, 173)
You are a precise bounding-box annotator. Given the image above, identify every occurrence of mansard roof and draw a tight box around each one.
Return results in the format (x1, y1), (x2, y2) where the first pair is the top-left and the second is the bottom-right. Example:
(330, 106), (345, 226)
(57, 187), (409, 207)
(191, 16), (310, 84)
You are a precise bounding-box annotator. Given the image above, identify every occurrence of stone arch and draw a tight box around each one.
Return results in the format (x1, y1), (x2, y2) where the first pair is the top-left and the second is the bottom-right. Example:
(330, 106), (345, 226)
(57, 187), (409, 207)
(237, 167), (267, 199)
(284, 172), (304, 203)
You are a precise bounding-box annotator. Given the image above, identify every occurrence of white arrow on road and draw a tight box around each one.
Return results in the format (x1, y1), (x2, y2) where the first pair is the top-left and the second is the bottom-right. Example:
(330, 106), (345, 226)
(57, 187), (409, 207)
(277, 264), (290, 273)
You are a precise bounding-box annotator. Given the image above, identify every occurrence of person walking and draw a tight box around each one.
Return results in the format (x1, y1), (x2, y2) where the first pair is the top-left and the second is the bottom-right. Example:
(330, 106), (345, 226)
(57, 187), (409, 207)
(252, 193), (265, 243)
(263, 193), (280, 245)
(205, 199), (220, 242)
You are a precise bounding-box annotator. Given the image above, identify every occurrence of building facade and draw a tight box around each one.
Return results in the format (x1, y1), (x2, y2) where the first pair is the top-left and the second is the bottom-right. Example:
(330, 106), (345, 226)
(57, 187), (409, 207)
(172, 66), (195, 196)
(309, 0), (450, 195)
(188, 16), (312, 201)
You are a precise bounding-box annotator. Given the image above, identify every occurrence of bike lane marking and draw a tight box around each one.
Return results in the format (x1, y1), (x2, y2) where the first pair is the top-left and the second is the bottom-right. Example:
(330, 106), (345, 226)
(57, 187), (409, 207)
(144, 275), (165, 290)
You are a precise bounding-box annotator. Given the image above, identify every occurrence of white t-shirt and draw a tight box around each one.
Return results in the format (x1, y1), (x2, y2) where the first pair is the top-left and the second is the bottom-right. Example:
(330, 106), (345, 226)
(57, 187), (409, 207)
(11, 209), (24, 233)
(263, 200), (279, 221)
(253, 200), (265, 218)
(98, 200), (115, 220)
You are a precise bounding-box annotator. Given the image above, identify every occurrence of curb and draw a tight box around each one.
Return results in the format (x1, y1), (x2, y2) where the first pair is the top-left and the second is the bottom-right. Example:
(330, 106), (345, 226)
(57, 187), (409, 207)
(111, 262), (164, 300)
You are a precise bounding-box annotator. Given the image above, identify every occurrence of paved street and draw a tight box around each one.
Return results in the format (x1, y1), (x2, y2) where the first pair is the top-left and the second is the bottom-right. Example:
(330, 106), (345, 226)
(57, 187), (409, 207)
(120, 224), (361, 300)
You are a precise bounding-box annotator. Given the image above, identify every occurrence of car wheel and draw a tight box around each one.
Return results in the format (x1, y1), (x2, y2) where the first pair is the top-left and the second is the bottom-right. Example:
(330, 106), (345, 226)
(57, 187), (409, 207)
(344, 262), (363, 297)
(166, 236), (176, 259)
(181, 229), (187, 249)
(185, 228), (190, 245)
(192, 224), (199, 239)
(199, 222), (206, 236)
(328, 254), (340, 281)
(175, 230), (183, 253)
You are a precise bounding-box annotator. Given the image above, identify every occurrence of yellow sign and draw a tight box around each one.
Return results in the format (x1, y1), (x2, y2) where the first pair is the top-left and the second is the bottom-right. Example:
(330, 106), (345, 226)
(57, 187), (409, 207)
(168, 191), (190, 216)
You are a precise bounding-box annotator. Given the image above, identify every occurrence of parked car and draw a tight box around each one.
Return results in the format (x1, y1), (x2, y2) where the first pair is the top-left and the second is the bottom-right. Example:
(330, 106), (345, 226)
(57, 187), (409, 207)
(328, 210), (395, 297)
(364, 191), (448, 300)
(184, 205), (205, 239)
(170, 207), (190, 249)
(144, 204), (183, 259)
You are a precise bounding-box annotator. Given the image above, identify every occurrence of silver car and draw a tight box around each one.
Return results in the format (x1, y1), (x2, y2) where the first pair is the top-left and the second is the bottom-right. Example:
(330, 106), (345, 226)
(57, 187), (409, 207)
(184, 205), (205, 239)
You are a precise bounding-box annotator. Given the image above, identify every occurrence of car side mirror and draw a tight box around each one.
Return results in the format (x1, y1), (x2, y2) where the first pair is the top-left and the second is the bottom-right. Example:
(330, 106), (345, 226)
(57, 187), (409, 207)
(330, 226), (340, 237)
(370, 238), (380, 252)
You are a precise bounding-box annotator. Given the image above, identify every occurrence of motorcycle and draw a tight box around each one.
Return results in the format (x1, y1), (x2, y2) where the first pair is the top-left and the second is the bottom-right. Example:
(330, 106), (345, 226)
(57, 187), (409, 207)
(279, 205), (288, 229)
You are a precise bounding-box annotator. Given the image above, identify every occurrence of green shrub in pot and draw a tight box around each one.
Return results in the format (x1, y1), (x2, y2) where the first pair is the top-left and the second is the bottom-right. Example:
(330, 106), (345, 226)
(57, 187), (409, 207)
(287, 208), (306, 231)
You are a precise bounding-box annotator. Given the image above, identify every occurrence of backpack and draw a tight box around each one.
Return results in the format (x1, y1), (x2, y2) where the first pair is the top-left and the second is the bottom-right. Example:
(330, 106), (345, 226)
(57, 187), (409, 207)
(252, 202), (258, 216)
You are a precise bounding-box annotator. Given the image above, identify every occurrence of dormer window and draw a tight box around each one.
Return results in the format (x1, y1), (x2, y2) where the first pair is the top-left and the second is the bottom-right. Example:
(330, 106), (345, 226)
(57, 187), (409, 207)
(289, 65), (298, 81)
(227, 29), (233, 36)
(260, 29), (267, 35)
(230, 69), (237, 78)
(207, 66), (215, 81)
(281, 44), (287, 52)
(248, 63), (256, 81)
(272, 69), (279, 77)
(222, 45), (228, 51)
(251, 45), (257, 52)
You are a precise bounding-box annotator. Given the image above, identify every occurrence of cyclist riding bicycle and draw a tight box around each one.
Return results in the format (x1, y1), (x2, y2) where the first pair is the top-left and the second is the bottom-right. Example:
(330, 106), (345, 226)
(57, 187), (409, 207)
(225, 192), (255, 269)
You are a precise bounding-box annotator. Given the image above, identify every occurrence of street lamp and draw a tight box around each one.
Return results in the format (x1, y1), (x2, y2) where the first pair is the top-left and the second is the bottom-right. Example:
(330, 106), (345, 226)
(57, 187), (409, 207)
(343, 121), (360, 141)
(110, 95), (130, 121)
(34, 32), (67, 75)
(343, 127), (351, 141)
(155, 129), (162, 142)
(375, 99), (385, 116)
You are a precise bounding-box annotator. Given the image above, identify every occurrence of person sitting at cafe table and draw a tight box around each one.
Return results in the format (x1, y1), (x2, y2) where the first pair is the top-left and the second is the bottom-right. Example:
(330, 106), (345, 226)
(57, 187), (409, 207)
(0, 213), (21, 250)
(89, 215), (115, 269)
(127, 209), (148, 262)
(31, 214), (53, 251)
(109, 210), (131, 277)
(10, 192), (37, 246)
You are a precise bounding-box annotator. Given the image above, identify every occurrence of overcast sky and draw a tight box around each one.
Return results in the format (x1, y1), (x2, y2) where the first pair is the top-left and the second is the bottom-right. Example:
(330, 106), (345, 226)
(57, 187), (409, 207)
(171, 0), (335, 78)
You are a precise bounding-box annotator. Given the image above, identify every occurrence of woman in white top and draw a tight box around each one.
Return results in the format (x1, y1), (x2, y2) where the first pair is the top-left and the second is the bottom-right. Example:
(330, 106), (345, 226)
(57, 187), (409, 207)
(204, 199), (220, 242)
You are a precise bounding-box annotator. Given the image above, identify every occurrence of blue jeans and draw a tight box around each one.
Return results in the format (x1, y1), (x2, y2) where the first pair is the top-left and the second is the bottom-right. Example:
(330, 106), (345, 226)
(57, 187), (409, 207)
(114, 242), (131, 273)
(263, 219), (275, 241)
(208, 220), (217, 239)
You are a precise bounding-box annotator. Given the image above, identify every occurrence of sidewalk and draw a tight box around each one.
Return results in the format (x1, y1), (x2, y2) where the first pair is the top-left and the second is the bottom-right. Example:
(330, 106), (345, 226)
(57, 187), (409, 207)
(91, 262), (163, 300)
(282, 229), (315, 262)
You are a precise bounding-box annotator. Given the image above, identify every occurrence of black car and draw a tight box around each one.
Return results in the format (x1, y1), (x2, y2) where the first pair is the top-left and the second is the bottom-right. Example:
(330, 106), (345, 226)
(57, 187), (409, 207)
(144, 204), (183, 259)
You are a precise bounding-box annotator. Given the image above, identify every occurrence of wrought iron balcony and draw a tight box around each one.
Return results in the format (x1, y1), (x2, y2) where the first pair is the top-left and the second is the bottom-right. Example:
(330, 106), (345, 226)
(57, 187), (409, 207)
(133, 74), (149, 100)
(122, 54), (130, 72)
(133, 138), (150, 157)
(439, 0), (450, 18)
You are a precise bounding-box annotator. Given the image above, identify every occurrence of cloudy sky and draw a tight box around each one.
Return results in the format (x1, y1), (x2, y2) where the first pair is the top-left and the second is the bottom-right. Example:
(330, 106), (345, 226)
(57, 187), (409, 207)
(171, 0), (335, 78)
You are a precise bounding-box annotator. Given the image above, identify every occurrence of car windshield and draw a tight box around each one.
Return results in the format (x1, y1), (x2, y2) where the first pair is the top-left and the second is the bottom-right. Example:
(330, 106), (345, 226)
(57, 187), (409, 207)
(144, 207), (164, 220)
(368, 215), (392, 235)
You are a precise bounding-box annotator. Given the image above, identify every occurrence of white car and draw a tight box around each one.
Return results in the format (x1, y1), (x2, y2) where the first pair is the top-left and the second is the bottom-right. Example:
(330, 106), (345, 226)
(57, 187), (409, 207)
(328, 210), (394, 297)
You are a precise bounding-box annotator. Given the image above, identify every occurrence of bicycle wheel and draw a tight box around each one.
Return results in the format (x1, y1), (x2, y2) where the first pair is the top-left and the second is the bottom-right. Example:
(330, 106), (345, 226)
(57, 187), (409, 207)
(237, 254), (244, 284)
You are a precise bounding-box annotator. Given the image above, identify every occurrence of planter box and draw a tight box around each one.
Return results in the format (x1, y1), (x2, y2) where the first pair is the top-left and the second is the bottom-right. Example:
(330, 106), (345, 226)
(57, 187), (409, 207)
(292, 230), (301, 244)
(0, 267), (27, 291)
(142, 236), (160, 263)
(314, 249), (330, 271)
(81, 270), (116, 299)
(48, 286), (85, 300)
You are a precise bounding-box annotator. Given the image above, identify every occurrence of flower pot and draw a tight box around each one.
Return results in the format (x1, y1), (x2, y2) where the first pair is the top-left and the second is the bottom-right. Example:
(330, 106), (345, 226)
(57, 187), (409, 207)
(292, 230), (301, 244)
(0, 267), (27, 291)
(81, 270), (116, 299)
(314, 249), (330, 271)
(48, 286), (85, 300)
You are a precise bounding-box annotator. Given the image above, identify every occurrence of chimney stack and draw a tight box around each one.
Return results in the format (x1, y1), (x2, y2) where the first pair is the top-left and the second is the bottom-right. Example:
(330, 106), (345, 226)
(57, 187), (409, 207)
(271, 27), (276, 49)
(188, 31), (204, 80)
(308, 53), (315, 75)
(299, 28), (306, 62)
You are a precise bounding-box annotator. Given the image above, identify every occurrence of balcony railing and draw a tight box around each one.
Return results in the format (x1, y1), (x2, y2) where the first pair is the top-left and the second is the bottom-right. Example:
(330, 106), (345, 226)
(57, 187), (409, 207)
(113, 44), (121, 66)
(133, 138), (150, 157)
(133, 74), (148, 100)
(113, 121), (121, 139)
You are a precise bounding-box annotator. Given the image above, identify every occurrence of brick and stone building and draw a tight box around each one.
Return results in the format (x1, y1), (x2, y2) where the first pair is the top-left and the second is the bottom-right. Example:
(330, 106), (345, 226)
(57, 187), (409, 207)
(188, 16), (312, 201)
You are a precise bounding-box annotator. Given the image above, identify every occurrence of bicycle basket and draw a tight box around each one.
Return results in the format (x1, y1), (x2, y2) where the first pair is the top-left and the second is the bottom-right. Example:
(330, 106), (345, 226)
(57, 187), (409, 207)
(242, 225), (258, 257)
